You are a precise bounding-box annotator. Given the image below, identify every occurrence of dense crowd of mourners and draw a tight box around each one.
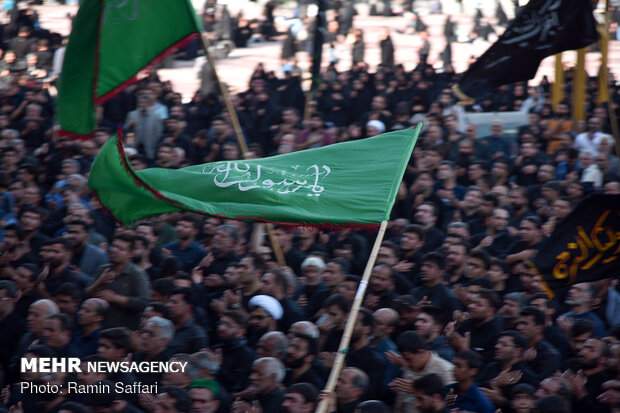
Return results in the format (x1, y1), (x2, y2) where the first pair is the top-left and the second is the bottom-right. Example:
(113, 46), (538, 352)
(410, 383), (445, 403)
(0, 2), (619, 413)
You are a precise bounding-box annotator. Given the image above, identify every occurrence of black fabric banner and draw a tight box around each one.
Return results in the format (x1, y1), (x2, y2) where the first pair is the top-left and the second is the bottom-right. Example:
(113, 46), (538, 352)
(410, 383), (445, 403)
(531, 194), (620, 297)
(455, 0), (598, 99)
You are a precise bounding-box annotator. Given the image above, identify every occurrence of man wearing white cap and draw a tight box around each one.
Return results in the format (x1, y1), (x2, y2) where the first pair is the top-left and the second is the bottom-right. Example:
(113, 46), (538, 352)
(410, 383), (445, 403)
(366, 120), (386, 137)
(247, 295), (283, 349)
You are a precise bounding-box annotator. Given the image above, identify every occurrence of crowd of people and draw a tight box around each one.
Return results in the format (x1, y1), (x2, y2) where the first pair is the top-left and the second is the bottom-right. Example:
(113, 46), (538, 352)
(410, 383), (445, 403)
(0, 1), (619, 413)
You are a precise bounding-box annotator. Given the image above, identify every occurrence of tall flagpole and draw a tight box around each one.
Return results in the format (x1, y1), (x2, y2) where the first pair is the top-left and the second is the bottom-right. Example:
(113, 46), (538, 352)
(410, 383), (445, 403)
(199, 33), (287, 268)
(315, 220), (388, 413)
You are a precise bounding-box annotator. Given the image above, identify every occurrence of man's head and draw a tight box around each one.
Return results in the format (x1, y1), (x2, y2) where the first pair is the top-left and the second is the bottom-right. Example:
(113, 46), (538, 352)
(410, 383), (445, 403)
(42, 313), (73, 350)
(98, 327), (131, 361)
(64, 219), (91, 250)
(397, 331), (429, 371)
(188, 379), (220, 413)
(419, 252), (445, 287)
(494, 330), (527, 364)
(167, 288), (195, 322)
(414, 306), (446, 342)
(175, 214), (200, 242)
(335, 368), (368, 405)
(155, 386), (192, 413)
(140, 316), (174, 357)
(515, 306), (546, 344)
(285, 334), (318, 370)
(446, 242), (468, 272)
(413, 373), (446, 413)
(282, 383), (318, 413)
(323, 258), (348, 288)
(256, 331), (288, 360)
(565, 282), (594, 309)
(27, 299), (59, 335)
(216, 310), (247, 343)
(578, 338), (609, 370)
(249, 357), (285, 395)
(453, 350), (483, 383)
(414, 202), (438, 228)
(40, 238), (73, 269)
(321, 294), (349, 331)
(370, 264), (394, 294)
(467, 289), (501, 323)
(108, 233), (134, 265)
(373, 308), (398, 341)
(300, 257), (325, 286)
(78, 298), (108, 328)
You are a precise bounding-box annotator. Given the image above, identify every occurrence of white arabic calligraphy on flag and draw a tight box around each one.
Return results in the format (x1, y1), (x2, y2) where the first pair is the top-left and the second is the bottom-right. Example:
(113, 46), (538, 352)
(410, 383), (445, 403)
(202, 161), (332, 197)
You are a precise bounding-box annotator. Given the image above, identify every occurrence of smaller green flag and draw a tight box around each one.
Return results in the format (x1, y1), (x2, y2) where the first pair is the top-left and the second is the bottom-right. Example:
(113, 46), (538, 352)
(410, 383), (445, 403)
(88, 125), (421, 229)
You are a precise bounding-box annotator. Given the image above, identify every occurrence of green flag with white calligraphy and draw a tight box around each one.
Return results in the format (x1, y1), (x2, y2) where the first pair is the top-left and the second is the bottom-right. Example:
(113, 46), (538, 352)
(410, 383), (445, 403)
(88, 125), (421, 228)
(530, 193), (620, 298)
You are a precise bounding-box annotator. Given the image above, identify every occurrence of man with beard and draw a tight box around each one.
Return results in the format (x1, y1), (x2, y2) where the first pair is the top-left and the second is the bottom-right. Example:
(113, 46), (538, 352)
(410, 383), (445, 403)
(283, 334), (324, 390)
(414, 202), (445, 253)
(322, 258), (349, 297)
(133, 316), (174, 385)
(445, 241), (469, 286)
(19, 206), (49, 256)
(163, 214), (207, 273)
(318, 294), (349, 352)
(214, 310), (254, 393)
(85, 233), (151, 330)
(296, 257), (329, 320)
(415, 306), (454, 362)
(37, 237), (86, 298)
(201, 224), (240, 276)
(447, 289), (504, 363)
(232, 357), (286, 413)
(167, 287), (208, 354)
(63, 219), (109, 277)
(562, 338), (611, 412)
(397, 224), (425, 284)
(558, 282), (606, 338)
(71, 298), (108, 356)
(498, 292), (527, 329)
(506, 187), (534, 237)
(506, 216), (544, 265)
(472, 207), (514, 258)
(364, 264), (398, 311)
(247, 295), (283, 349)
(132, 234), (160, 280)
(515, 307), (561, 383)
(256, 331), (288, 360)
(410, 252), (461, 316)
(476, 331), (537, 408)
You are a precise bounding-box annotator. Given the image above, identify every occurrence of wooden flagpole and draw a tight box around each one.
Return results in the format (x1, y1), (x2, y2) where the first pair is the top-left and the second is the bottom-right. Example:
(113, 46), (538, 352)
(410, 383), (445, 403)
(199, 33), (287, 268)
(315, 220), (388, 413)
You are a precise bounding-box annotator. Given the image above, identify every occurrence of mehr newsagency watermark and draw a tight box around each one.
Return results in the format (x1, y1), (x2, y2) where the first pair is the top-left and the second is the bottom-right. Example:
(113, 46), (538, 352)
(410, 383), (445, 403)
(20, 357), (187, 394)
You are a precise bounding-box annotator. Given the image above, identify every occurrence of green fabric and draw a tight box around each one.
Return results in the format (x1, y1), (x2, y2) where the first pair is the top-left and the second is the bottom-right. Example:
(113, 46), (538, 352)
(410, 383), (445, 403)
(57, 0), (202, 136)
(88, 125), (421, 228)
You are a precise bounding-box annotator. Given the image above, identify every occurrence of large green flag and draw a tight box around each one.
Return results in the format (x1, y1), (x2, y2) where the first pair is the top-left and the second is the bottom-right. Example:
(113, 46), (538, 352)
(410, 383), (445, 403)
(58, 0), (202, 137)
(88, 125), (421, 228)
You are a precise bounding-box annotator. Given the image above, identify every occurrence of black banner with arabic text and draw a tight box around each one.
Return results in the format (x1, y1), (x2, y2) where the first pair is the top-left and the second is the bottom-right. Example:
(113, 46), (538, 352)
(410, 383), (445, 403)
(455, 0), (598, 99)
(531, 194), (620, 296)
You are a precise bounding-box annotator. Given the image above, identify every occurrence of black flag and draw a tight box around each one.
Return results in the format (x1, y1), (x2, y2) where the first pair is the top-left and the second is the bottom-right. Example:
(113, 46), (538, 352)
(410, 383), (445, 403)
(454, 0), (598, 100)
(530, 194), (620, 298)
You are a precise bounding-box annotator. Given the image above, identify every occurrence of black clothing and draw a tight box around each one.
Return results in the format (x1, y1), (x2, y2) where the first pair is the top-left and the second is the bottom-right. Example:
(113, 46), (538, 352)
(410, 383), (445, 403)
(168, 317), (209, 354)
(457, 315), (505, 363)
(215, 337), (254, 393)
(253, 386), (285, 413)
(410, 283), (461, 316)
